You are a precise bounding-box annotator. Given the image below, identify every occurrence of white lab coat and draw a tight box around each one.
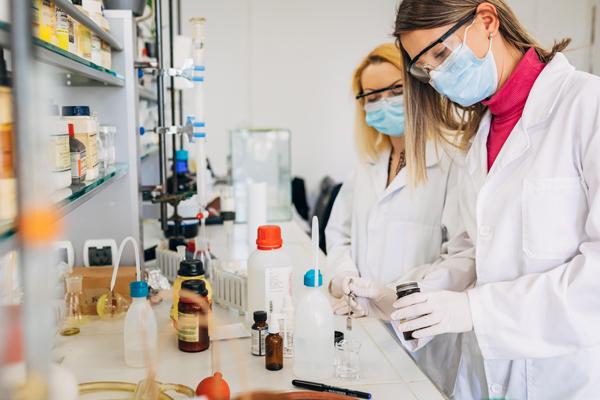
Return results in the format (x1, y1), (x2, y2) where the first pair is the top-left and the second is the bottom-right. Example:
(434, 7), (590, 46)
(430, 53), (600, 399)
(326, 142), (475, 395)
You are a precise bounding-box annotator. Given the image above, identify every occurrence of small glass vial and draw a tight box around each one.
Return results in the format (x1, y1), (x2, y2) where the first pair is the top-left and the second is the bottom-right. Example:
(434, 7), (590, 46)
(251, 311), (268, 356)
(265, 318), (283, 371)
(396, 282), (421, 340)
(178, 280), (210, 353)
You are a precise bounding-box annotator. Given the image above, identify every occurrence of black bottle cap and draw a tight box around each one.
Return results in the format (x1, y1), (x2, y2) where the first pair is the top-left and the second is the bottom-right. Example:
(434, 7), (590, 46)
(62, 105), (91, 117)
(178, 259), (204, 277)
(181, 279), (208, 297)
(334, 330), (344, 345)
(253, 310), (267, 323)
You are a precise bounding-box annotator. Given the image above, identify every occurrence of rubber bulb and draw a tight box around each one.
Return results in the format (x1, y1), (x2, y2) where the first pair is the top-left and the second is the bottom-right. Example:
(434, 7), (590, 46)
(195, 372), (230, 400)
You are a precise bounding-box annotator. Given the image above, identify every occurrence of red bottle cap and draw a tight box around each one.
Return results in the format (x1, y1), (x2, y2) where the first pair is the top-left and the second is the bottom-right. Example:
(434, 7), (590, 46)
(256, 225), (282, 250)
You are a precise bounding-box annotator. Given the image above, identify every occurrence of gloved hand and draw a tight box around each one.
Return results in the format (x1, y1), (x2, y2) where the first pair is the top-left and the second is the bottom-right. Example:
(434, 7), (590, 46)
(390, 290), (473, 339)
(342, 276), (384, 299)
(332, 295), (370, 318)
(329, 271), (358, 298)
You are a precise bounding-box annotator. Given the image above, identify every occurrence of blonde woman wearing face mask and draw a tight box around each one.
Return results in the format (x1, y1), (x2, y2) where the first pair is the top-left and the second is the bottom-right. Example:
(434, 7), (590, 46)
(325, 43), (475, 395)
(391, 1), (600, 399)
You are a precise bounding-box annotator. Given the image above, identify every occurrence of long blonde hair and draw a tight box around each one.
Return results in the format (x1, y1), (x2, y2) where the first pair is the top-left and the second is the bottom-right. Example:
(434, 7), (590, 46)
(394, 0), (571, 184)
(352, 43), (404, 162)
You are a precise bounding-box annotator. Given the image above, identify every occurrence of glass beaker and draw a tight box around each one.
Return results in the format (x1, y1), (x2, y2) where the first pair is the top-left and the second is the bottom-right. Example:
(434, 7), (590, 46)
(99, 126), (116, 166)
(61, 276), (83, 336)
(335, 338), (361, 379)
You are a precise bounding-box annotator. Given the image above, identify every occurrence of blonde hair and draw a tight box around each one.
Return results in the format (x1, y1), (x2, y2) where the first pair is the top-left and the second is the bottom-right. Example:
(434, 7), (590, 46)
(352, 43), (404, 162)
(394, 0), (571, 184)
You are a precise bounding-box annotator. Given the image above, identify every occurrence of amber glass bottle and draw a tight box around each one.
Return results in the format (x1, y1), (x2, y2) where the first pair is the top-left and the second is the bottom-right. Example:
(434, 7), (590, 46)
(178, 279), (210, 352)
(395, 282), (421, 340)
(265, 318), (283, 371)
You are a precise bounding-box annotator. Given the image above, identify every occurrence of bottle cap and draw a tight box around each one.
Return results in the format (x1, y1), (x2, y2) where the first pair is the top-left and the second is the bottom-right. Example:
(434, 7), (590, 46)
(335, 330), (344, 345)
(68, 123), (75, 137)
(130, 281), (149, 298)
(62, 106), (91, 117)
(181, 279), (208, 297)
(178, 259), (205, 277)
(176, 149), (189, 161)
(268, 317), (280, 334)
(396, 282), (419, 298)
(303, 269), (323, 287)
(253, 310), (267, 323)
(256, 225), (283, 250)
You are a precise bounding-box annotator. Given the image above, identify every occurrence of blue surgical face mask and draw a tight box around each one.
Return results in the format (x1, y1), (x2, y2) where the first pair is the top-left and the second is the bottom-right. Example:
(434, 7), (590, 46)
(429, 24), (498, 107)
(364, 95), (405, 137)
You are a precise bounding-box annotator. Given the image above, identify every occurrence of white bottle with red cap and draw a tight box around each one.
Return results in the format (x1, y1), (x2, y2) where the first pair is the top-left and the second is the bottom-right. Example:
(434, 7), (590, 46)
(246, 225), (292, 326)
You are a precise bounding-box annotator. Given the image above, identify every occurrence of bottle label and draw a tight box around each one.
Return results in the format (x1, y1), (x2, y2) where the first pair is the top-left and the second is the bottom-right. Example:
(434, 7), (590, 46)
(50, 134), (71, 172)
(251, 327), (267, 356)
(75, 132), (99, 170)
(281, 315), (294, 358)
(264, 266), (292, 316)
(70, 150), (87, 179)
(178, 312), (200, 342)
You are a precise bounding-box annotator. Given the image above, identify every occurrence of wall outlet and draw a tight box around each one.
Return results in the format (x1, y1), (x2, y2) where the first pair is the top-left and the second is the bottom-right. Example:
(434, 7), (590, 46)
(54, 241), (75, 268)
(83, 239), (118, 267)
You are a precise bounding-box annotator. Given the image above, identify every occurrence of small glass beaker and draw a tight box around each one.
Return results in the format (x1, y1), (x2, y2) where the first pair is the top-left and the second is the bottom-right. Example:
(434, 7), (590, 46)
(99, 126), (116, 166)
(335, 338), (361, 379)
(61, 276), (83, 336)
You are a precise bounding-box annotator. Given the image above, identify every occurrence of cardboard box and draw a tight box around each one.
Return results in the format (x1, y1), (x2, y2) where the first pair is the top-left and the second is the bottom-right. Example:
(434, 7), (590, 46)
(70, 266), (137, 315)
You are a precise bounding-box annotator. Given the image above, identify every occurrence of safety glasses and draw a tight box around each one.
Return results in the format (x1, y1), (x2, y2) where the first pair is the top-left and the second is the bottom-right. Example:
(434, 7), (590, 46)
(407, 12), (477, 83)
(355, 82), (404, 103)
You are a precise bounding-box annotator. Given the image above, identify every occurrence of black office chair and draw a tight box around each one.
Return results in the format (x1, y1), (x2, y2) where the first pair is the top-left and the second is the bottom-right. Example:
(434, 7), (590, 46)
(311, 177), (343, 254)
(291, 177), (310, 221)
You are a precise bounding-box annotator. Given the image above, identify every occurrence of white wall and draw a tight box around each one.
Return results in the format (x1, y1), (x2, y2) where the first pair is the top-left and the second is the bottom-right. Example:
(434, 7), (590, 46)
(178, 0), (595, 196)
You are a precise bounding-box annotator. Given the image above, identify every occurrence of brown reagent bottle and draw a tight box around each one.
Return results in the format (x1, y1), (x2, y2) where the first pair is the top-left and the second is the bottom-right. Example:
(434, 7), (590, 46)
(395, 282), (421, 341)
(251, 311), (268, 356)
(178, 279), (210, 353)
(265, 318), (283, 371)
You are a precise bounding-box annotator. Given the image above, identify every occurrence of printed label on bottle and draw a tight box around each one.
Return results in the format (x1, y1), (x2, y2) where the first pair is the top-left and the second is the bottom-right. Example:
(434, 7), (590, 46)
(50, 134), (70, 172)
(264, 266), (292, 316)
(76, 132), (98, 170)
(251, 327), (267, 356)
(70, 150), (87, 179)
(178, 312), (200, 343)
(280, 315), (294, 358)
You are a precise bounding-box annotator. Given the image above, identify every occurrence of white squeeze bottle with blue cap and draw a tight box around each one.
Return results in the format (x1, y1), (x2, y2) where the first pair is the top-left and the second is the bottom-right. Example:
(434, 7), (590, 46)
(124, 281), (157, 368)
(293, 217), (334, 379)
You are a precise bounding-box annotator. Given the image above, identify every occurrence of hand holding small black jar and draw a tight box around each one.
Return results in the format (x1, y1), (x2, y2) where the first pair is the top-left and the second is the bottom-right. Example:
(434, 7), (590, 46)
(178, 279), (210, 353)
(395, 282), (421, 341)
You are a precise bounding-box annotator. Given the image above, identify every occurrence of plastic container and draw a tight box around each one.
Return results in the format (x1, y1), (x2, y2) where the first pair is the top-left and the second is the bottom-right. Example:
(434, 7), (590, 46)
(170, 259), (213, 321)
(72, 1), (91, 60)
(49, 108), (71, 190)
(91, 33), (102, 66)
(68, 123), (87, 184)
(37, 0), (57, 44)
(62, 106), (98, 181)
(293, 269), (334, 380)
(246, 225), (292, 325)
(55, 6), (70, 51)
(124, 281), (157, 368)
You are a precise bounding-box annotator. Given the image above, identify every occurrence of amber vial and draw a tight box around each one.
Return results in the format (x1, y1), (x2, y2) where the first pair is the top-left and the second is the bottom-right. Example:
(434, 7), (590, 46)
(178, 279), (210, 353)
(265, 318), (283, 371)
(251, 311), (268, 356)
(396, 282), (421, 341)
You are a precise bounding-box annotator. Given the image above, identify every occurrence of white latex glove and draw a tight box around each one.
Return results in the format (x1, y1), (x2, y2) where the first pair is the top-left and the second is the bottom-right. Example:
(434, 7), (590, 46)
(329, 270), (358, 298)
(390, 290), (473, 339)
(342, 276), (385, 299)
(332, 295), (370, 318)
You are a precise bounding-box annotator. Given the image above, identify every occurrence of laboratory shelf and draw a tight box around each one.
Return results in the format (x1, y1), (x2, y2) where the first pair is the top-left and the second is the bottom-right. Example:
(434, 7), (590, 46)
(56, 163), (128, 216)
(138, 85), (158, 102)
(0, 220), (16, 257)
(55, 0), (123, 51)
(140, 144), (159, 160)
(0, 22), (125, 87)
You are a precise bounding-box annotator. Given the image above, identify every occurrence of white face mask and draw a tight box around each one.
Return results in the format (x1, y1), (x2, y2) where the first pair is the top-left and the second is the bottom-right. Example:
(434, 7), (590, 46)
(429, 23), (498, 107)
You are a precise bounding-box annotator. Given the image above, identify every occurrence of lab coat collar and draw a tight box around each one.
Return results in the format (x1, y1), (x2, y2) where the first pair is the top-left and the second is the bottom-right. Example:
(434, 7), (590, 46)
(465, 52), (575, 176)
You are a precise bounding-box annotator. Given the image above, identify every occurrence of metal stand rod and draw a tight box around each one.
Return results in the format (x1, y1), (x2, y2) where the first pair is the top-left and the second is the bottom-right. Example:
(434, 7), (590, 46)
(154, 0), (168, 231)
(169, 0), (178, 195)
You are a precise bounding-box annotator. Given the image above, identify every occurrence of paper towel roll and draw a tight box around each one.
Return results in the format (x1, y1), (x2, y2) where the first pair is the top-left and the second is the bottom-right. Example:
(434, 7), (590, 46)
(247, 182), (267, 247)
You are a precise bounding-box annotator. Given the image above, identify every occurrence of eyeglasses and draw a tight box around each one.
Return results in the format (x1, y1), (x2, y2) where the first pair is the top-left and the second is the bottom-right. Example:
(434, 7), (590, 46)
(407, 11), (477, 83)
(356, 82), (404, 103)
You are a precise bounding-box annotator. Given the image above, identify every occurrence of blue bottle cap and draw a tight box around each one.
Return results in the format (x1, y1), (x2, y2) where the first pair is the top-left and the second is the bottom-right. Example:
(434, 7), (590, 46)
(62, 106), (91, 117)
(175, 149), (189, 161)
(130, 281), (149, 298)
(303, 269), (323, 287)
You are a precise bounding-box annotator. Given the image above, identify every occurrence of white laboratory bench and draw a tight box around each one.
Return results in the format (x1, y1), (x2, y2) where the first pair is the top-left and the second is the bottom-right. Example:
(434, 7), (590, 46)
(53, 220), (445, 400)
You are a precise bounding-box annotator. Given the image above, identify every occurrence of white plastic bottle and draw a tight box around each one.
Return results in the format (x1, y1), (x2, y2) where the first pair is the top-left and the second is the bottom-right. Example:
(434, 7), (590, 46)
(246, 225), (292, 325)
(124, 281), (157, 368)
(293, 269), (334, 379)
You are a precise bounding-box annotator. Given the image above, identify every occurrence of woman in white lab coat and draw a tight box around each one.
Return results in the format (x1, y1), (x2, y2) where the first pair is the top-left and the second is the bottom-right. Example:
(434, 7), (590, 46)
(325, 43), (473, 395)
(391, 1), (600, 399)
